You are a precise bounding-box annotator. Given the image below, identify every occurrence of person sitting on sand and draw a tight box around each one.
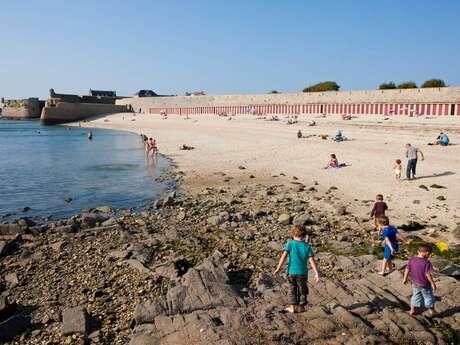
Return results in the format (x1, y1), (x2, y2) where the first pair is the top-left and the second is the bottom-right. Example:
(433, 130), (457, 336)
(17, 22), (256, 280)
(323, 154), (339, 169)
(274, 225), (320, 313)
(333, 129), (344, 142)
(434, 132), (449, 146)
(297, 130), (303, 139)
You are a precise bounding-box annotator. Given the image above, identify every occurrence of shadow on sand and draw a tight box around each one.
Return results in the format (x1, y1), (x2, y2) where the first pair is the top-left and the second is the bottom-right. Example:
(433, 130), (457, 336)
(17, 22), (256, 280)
(414, 171), (455, 180)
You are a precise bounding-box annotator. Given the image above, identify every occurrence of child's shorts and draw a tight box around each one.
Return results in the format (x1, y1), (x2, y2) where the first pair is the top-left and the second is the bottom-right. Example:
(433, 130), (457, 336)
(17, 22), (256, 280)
(411, 286), (435, 309)
(383, 246), (396, 260)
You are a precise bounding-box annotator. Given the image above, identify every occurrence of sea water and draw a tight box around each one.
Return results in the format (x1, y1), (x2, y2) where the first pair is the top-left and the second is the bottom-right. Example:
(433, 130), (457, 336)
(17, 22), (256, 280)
(0, 119), (173, 221)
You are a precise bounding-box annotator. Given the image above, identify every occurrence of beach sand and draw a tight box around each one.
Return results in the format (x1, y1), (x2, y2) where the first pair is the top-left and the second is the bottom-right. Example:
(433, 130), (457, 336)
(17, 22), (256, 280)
(77, 112), (460, 243)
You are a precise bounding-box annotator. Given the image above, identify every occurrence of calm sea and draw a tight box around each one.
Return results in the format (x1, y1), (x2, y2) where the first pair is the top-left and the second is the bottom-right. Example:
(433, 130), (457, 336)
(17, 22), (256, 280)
(0, 119), (173, 222)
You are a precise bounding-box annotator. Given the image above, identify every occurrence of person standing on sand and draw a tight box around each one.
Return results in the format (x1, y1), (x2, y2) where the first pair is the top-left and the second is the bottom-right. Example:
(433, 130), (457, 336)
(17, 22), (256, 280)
(405, 144), (424, 180)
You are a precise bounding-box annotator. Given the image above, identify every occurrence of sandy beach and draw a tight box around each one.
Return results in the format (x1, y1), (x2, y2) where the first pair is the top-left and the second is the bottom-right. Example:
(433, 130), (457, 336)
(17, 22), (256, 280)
(78, 112), (460, 244)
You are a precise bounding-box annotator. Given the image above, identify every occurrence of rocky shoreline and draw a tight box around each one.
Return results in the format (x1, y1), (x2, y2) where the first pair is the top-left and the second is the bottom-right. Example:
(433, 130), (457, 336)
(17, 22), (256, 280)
(1, 178), (460, 344)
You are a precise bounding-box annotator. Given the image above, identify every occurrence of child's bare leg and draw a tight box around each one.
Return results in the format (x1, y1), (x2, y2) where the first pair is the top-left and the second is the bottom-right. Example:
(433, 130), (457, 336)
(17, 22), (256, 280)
(386, 259), (393, 272)
(409, 305), (416, 316)
(378, 259), (387, 275)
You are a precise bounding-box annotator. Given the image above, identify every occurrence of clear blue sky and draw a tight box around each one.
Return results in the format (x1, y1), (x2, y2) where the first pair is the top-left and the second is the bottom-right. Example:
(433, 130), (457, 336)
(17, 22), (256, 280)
(1, 0), (459, 99)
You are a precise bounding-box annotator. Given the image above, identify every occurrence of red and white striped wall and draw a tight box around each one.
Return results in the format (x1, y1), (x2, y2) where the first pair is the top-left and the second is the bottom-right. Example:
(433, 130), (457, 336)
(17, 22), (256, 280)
(149, 103), (460, 116)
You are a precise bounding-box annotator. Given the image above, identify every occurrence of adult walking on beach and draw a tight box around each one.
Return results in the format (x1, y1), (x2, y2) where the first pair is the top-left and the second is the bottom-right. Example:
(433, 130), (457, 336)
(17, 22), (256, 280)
(405, 143), (424, 180)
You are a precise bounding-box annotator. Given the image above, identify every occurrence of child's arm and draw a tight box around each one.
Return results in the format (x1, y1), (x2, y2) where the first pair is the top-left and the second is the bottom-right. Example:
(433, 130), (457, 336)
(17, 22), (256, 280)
(370, 204), (376, 217)
(384, 237), (396, 254)
(426, 271), (437, 291)
(402, 266), (410, 284)
(308, 257), (320, 283)
(273, 251), (288, 275)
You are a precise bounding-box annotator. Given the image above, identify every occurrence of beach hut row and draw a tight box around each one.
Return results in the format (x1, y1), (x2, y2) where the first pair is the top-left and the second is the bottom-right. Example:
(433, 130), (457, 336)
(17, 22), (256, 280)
(149, 102), (460, 117)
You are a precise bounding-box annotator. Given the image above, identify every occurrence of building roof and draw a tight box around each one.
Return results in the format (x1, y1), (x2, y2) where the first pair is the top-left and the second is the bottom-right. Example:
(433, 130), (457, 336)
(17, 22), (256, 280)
(135, 90), (158, 97)
(89, 89), (117, 97)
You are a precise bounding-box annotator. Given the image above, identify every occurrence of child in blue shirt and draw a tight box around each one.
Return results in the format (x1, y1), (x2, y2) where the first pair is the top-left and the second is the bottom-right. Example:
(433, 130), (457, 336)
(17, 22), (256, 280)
(274, 225), (320, 313)
(377, 216), (406, 275)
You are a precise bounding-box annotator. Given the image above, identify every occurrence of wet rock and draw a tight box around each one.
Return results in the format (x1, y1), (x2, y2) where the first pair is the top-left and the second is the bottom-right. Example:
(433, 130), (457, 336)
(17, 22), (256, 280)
(22, 206), (31, 212)
(17, 217), (36, 228)
(95, 206), (113, 213)
(64, 197), (73, 203)
(399, 221), (425, 232)
(277, 213), (292, 225)
(62, 306), (88, 336)
(430, 184), (447, 189)
(0, 223), (24, 235)
(163, 191), (176, 206)
(0, 240), (15, 257)
(81, 213), (110, 227)
(440, 264), (460, 278)
(102, 217), (117, 226)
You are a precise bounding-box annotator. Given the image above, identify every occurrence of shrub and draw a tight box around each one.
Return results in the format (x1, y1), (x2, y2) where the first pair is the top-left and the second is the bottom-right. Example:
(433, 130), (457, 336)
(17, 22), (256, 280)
(379, 82), (396, 90)
(397, 81), (417, 89)
(421, 79), (446, 88)
(303, 81), (340, 93)
(269, 90), (280, 94)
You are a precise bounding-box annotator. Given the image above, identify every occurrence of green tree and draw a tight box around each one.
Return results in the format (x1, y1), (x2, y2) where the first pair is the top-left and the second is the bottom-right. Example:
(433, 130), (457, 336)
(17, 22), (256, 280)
(397, 81), (417, 89)
(379, 81), (396, 90)
(269, 90), (280, 94)
(421, 79), (446, 88)
(303, 81), (340, 93)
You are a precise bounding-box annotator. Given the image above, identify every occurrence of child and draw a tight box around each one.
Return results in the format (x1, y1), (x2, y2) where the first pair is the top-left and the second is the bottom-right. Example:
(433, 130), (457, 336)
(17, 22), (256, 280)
(393, 159), (402, 180)
(403, 244), (436, 317)
(274, 225), (320, 313)
(370, 194), (388, 229)
(377, 216), (406, 275)
(323, 154), (339, 169)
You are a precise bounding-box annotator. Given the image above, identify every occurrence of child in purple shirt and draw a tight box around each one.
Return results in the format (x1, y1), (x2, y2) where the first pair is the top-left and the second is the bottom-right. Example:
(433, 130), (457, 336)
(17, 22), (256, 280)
(403, 243), (436, 317)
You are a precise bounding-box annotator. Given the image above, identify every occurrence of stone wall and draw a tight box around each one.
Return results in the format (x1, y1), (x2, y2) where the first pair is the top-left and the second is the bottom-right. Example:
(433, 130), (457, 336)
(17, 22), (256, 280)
(1, 99), (45, 119)
(40, 103), (129, 125)
(116, 87), (460, 114)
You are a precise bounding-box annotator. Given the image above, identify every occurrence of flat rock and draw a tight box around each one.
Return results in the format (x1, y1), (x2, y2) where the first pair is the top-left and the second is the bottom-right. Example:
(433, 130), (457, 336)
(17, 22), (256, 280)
(62, 306), (88, 336)
(0, 223), (24, 235)
(277, 213), (292, 225)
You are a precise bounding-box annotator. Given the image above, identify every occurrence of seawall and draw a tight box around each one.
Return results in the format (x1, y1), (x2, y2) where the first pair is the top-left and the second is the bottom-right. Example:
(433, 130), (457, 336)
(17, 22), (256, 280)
(116, 87), (460, 116)
(40, 102), (129, 125)
(1, 98), (45, 119)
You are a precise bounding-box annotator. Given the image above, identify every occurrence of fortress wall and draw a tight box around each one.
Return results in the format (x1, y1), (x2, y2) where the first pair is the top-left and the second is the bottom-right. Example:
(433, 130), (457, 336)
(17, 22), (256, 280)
(116, 87), (460, 115)
(1, 99), (44, 119)
(40, 102), (129, 125)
